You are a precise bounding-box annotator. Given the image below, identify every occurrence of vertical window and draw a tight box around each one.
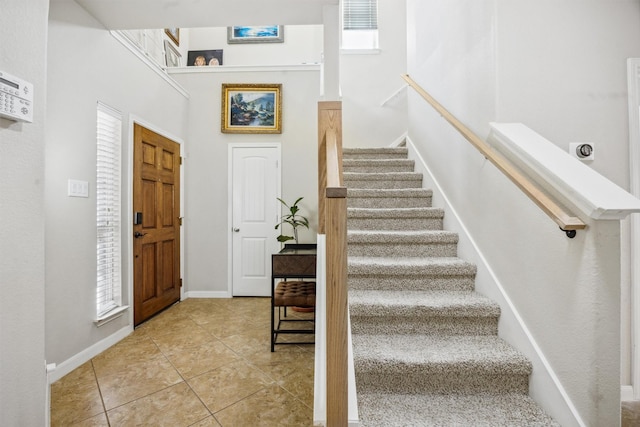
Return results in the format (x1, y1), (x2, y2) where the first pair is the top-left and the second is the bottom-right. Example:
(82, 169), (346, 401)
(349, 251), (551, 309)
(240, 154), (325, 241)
(342, 0), (379, 50)
(96, 103), (122, 319)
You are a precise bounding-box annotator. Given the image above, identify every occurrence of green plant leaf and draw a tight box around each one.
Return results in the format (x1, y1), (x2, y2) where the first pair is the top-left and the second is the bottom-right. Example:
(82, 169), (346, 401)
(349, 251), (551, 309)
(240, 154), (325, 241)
(277, 235), (294, 242)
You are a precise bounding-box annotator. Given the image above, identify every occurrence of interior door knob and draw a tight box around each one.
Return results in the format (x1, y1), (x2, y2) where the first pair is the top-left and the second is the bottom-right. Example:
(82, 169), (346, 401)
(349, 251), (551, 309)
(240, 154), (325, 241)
(233, 228), (240, 232)
(134, 231), (147, 238)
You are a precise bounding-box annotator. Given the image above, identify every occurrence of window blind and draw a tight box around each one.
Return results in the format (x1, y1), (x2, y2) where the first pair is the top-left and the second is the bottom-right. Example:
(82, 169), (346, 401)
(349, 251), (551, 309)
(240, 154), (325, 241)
(96, 102), (122, 318)
(343, 0), (378, 30)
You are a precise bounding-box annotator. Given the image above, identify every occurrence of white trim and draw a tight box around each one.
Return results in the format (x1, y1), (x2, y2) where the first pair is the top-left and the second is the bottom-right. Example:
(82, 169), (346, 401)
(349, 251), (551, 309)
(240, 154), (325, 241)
(227, 143), (282, 298)
(47, 325), (132, 384)
(184, 291), (232, 299)
(110, 31), (190, 99)
(622, 385), (635, 402)
(94, 305), (129, 327)
(127, 116), (187, 325)
(380, 84), (408, 107)
(406, 136), (586, 427)
(488, 122), (640, 220)
(168, 64), (320, 75)
(388, 132), (408, 148)
(627, 58), (640, 400)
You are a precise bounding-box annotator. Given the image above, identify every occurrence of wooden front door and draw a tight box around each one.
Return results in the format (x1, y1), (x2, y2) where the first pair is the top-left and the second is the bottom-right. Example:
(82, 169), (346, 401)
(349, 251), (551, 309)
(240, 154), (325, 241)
(133, 124), (181, 326)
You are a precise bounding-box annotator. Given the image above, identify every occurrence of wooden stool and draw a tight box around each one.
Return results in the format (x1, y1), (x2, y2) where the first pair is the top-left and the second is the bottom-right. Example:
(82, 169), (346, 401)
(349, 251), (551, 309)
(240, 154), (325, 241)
(271, 281), (316, 352)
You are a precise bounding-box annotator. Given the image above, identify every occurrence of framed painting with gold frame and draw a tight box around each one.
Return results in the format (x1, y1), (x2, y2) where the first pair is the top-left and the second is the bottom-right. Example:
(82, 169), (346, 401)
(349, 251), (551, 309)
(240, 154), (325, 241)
(221, 83), (282, 134)
(165, 28), (180, 46)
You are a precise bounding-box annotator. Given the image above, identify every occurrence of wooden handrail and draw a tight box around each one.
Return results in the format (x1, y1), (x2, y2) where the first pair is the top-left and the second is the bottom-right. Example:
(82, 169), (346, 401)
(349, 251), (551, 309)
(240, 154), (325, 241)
(402, 74), (586, 235)
(318, 101), (348, 426)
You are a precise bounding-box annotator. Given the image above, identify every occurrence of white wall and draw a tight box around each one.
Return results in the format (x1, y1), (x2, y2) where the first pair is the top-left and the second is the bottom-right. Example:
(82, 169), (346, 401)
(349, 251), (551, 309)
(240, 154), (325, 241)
(46, 1), (189, 365)
(0, 1), (48, 425)
(406, 0), (639, 425)
(340, 0), (408, 147)
(172, 67), (320, 295)
(186, 26), (323, 66)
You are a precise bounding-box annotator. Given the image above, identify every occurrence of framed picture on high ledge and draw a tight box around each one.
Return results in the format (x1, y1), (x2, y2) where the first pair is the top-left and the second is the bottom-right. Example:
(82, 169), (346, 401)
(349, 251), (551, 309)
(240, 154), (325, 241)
(227, 26), (284, 44)
(164, 40), (181, 67)
(221, 83), (282, 134)
(164, 28), (180, 46)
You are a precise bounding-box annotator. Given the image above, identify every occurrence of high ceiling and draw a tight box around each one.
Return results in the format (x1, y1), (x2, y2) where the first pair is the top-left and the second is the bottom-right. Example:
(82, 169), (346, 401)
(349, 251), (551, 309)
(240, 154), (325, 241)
(58, 0), (338, 30)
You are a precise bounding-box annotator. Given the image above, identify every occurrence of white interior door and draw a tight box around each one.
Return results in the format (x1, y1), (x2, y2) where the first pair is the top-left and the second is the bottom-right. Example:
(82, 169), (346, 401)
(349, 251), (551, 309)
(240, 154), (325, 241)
(231, 145), (281, 296)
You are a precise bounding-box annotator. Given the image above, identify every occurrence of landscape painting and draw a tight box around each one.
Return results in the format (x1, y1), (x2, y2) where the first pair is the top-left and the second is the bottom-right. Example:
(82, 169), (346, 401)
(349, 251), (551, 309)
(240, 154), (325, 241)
(227, 26), (284, 44)
(221, 83), (282, 134)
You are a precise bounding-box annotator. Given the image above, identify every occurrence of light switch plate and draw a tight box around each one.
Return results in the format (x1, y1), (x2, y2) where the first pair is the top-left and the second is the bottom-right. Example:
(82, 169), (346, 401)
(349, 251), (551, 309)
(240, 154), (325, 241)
(68, 179), (89, 197)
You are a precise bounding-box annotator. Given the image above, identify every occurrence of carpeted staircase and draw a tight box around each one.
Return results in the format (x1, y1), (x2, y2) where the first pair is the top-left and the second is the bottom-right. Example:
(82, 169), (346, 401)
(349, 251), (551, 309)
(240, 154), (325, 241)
(344, 147), (560, 426)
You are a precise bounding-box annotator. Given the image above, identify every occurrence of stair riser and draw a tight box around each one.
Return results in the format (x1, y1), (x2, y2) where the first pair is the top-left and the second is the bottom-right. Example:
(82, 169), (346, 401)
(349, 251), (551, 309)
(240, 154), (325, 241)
(354, 371), (530, 395)
(350, 316), (498, 336)
(348, 276), (476, 292)
(348, 217), (443, 231)
(348, 242), (457, 257)
(348, 197), (432, 209)
(344, 178), (423, 190)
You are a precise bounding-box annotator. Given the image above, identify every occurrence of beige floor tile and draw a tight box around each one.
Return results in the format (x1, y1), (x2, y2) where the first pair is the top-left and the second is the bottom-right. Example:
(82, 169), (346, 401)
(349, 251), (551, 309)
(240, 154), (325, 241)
(50, 362), (104, 427)
(67, 412), (110, 427)
(246, 346), (314, 381)
(97, 353), (183, 410)
(151, 324), (217, 356)
(187, 360), (273, 413)
(165, 339), (241, 379)
(277, 367), (315, 409)
(107, 382), (210, 427)
(91, 334), (162, 377)
(50, 298), (316, 426)
(188, 415), (222, 426)
(136, 311), (197, 339)
(214, 384), (312, 427)
(218, 327), (272, 356)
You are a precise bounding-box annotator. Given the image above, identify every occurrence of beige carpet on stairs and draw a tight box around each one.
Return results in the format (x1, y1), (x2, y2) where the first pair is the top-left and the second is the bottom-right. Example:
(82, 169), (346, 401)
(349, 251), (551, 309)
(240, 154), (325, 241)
(344, 147), (560, 426)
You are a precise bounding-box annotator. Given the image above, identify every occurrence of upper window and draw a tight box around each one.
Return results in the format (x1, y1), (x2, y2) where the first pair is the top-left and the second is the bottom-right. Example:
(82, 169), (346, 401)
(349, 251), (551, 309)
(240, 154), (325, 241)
(342, 0), (379, 50)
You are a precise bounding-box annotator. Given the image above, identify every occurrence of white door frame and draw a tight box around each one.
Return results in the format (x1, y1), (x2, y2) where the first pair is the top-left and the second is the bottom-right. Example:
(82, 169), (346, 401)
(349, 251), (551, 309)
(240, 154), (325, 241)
(227, 142), (282, 296)
(627, 58), (640, 400)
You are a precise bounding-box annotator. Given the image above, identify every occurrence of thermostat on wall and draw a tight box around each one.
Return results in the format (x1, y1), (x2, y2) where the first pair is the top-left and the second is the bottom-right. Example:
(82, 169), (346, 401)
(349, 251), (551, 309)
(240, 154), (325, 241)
(0, 70), (34, 123)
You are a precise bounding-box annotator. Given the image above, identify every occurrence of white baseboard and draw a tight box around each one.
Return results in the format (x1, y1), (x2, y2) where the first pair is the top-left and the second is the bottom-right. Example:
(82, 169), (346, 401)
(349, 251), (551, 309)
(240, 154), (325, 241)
(47, 325), (132, 384)
(622, 385), (635, 401)
(388, 132), (408, 148)
(184, 291), (232, 299)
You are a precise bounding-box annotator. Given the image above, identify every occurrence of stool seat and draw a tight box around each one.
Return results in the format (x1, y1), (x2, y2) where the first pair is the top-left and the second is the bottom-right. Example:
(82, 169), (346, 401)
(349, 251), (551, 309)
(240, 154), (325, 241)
(274, 281), (316, 307)
(271, 280), (316, 351)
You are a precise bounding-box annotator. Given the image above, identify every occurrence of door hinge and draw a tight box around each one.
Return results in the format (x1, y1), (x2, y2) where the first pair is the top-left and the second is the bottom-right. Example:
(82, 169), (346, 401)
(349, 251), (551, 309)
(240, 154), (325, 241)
(179, 217), (183, 226)
(180, 278), (183, 288)
(180, 156), (183, 165)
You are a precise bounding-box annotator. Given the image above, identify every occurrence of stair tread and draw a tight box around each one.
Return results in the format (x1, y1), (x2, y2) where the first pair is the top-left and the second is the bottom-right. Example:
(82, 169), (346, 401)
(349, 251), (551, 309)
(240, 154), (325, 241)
(344, 171), (422, 179)
(343, 158), (414, 165)
(349, 290), (500, 317)
(347, 188), (432, 197)
(356, 392), (560, 427)
(343, 147), (408, 154)
(348, 207), (444, 218)
(349, 256), (476, 275)
(348, 229), (457, 243)
(352, 334), (531, 373)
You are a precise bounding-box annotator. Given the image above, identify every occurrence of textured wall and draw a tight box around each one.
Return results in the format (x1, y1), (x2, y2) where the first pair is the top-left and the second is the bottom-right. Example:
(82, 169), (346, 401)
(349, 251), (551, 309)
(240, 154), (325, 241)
(406, 0), (637, 425)
(0, 1), (48, 425)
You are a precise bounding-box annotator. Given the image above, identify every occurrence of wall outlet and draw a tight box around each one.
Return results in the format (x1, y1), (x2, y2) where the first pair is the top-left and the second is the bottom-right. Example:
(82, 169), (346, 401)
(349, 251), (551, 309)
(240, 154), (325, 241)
(68, 179), (89, 197)
(569, 143), (594, 161)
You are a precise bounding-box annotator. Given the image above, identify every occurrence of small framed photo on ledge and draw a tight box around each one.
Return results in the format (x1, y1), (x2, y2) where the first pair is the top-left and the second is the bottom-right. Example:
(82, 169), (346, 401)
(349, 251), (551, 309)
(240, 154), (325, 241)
(221, 83), (282, 134)
(227, 26), (284, 44)
(187, 50), (223, 66)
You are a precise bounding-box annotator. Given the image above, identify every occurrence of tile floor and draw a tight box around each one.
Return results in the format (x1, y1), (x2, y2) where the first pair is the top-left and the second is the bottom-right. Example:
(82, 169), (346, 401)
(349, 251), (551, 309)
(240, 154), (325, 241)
(50, 297), (315, 426)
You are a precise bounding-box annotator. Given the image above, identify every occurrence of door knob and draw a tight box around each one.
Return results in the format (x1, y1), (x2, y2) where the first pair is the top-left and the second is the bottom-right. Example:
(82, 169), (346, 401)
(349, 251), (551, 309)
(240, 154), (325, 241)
(233, 228), (240, 232)
(134, 231), (147, 238)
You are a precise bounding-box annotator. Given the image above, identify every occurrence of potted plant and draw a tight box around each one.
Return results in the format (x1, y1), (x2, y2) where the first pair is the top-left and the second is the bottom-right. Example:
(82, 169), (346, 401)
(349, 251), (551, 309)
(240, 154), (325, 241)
(275, 197), (309, 244)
